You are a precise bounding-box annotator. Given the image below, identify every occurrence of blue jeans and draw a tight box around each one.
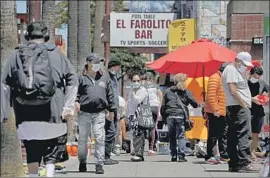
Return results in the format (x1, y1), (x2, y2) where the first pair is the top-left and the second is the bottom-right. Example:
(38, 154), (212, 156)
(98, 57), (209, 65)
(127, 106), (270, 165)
(167, 115), (186, 158)
(77, 111), (105, 165)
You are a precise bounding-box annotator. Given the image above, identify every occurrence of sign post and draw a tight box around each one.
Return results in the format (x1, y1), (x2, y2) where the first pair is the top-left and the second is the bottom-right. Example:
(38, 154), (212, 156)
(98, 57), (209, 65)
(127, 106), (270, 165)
(110, 12), (174, 47)
(263, 15), (269, 132)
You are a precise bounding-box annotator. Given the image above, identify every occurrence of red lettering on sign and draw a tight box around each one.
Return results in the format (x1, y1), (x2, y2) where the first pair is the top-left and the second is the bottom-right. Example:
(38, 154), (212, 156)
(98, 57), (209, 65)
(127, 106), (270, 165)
(130, 19), (171, 29)
(116, 19), (126, 28)
(135, 30), (152, 39)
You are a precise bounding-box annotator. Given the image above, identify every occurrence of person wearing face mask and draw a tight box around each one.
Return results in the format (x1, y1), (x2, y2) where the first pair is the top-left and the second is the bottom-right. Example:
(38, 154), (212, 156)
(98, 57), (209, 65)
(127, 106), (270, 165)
(222, 51), (260, 172)
(76, 53), (117, 174)
(162, 73), (199, 162)
(144, 71), (163, 155)
(248, 66), (269, 162)
(127, 73), (149, 162)
(104, 58), (121, 164)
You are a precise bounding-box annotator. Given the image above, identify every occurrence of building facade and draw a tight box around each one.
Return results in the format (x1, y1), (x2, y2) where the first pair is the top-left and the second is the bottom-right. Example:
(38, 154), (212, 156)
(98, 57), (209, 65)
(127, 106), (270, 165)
(227, 0), (269, 60)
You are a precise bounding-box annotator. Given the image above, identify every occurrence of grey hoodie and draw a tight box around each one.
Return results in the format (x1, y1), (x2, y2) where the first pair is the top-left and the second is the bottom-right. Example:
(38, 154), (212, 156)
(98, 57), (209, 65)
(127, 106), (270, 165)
(1, 42), (78, 127)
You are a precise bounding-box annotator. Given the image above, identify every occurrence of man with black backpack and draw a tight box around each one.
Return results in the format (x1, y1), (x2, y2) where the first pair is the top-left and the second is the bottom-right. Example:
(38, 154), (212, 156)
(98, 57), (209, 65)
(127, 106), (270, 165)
(1, 21), (78, 177)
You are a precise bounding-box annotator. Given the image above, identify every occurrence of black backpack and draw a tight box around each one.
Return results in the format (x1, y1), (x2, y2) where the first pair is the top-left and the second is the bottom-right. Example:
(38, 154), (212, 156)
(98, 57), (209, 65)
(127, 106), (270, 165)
(13, 42), (56, 105)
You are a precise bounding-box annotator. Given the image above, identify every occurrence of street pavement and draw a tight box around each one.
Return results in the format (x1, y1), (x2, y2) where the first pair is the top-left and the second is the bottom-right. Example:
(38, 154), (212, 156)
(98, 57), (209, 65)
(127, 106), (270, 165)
(58, 154), (261, 177)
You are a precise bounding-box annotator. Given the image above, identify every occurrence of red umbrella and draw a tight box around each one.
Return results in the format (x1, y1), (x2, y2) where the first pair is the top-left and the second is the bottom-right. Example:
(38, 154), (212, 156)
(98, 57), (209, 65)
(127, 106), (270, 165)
(146, 38), (237, 101)
(147, 38), (237, 77)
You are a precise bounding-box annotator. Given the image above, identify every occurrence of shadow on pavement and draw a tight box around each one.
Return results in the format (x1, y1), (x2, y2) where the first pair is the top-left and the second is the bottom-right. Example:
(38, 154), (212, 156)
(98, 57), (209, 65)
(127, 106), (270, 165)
(204, 170), (229, 173)
(68, 170), (96, 174)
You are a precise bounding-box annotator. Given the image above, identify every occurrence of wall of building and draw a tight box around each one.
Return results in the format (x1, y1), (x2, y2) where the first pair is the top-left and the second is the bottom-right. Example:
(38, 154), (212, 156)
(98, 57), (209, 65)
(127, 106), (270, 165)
(227, 0), (266, 60)
(197, 1), (229, 46)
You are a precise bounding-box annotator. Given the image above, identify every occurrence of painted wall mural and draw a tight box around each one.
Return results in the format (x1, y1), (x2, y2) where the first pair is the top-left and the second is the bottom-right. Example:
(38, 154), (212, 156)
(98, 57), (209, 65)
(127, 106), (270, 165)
(198, 1), (228, 46)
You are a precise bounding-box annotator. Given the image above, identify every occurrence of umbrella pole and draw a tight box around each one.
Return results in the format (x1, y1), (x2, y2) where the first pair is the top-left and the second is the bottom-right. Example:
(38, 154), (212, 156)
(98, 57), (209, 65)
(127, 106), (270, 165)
(202, 65), (206, 102)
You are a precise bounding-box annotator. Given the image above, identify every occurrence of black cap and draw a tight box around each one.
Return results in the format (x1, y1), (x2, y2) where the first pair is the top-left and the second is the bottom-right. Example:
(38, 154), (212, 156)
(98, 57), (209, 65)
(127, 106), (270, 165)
(250, 66), (263, 75)
(108, 58), (121, 68)
(26, 21), (48, 39)
(219, 62), (228, 72)
(86, 53), (104, 63)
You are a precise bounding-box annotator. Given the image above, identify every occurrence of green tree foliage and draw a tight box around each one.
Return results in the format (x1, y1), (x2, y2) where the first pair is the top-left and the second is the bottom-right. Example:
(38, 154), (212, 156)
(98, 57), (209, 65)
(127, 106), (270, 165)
(55, 1), (68, 28)
(110, 48), (147, 75)
(58, 0), (147, 73)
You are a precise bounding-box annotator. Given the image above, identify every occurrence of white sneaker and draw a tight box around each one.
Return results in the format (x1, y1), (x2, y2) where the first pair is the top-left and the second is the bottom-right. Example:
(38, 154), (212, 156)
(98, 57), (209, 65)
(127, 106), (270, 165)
(114, 145), (121, 156)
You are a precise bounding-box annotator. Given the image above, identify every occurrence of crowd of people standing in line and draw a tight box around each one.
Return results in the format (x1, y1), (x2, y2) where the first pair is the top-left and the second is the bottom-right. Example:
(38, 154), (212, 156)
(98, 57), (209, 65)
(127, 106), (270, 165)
(1, 21), (269, 177)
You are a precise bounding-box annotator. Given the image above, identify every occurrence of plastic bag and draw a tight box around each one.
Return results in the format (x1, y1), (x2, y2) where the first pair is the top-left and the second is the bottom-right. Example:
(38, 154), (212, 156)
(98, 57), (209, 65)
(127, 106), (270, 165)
(1, 84), (10, 122)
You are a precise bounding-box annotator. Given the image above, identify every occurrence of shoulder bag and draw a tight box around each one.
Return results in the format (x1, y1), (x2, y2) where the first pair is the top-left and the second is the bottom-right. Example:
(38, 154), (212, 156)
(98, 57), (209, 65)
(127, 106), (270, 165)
(174, 92), (194, 131)
(136, 93), (155, 129)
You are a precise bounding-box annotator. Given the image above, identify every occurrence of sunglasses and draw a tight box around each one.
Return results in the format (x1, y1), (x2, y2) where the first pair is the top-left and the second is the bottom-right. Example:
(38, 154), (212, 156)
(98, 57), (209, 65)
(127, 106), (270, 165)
(132, 80), (140, 82)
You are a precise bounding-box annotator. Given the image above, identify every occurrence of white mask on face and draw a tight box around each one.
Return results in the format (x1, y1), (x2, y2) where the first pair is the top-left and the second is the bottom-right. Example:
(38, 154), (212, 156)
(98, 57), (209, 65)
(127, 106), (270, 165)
(132, 82), (140, 89)
(250, 77), (259, 83)
(92, 64), (100, 72)
(237, 65), (247, 74)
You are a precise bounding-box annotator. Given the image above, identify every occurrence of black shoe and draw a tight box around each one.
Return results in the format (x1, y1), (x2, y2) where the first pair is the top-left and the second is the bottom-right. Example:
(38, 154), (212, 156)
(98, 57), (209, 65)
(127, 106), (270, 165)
(95, 165), (104, 174)
(79, 163), (87, 172)
(104, 158), (119, 165)
(171, 156), (177, 162)
(238, 164), (259, 173)
(178, 157), (188, 162)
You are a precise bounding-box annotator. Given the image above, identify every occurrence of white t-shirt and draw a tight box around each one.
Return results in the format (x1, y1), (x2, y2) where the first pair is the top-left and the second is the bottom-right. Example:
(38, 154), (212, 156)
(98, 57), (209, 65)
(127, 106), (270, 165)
(127, 87), (148, 117)
(222, 64), (252, 107)
(147, 87), (160, 107)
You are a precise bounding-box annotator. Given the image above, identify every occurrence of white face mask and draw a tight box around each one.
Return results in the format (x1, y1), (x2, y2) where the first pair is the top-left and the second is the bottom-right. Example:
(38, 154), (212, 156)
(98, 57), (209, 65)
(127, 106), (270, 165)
(92, 64), (100, 72)
(132, 82), (140, 89)
(250, 77), (259, 83)
(237, 65), (247, 73)
(110, 70), (116, 75)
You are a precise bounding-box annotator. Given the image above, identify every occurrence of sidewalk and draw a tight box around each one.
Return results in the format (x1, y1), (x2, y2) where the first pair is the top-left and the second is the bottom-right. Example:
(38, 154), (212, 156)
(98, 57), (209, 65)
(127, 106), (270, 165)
(58, 154), (260, 177)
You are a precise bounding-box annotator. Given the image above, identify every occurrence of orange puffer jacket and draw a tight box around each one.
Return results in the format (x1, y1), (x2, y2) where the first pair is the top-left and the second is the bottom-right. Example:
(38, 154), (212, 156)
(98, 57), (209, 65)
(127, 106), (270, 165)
(205, 71), (226, 116)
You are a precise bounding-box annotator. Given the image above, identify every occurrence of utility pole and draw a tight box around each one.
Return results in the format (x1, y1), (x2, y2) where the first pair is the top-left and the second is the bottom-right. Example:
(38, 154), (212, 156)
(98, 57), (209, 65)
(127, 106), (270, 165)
(105, 0), (110, 67)
(27, 0), (41, 23)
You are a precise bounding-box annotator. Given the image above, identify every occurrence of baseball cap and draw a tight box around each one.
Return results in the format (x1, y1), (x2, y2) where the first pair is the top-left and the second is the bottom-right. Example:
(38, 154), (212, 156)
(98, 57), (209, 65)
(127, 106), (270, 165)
(108, 58), (121, 68)
(236, 52), (253, 67)
(219, 62), (229, 72)
(86, 53), (104, 63)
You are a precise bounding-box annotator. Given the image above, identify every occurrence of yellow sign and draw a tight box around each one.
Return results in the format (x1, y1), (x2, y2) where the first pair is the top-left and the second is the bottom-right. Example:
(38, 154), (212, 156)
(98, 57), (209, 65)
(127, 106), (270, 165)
(168, 19), (197, 52)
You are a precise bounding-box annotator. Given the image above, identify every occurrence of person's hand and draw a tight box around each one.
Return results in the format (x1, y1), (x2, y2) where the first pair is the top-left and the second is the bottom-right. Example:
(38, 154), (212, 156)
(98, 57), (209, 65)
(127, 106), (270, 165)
(108, 112), (114, 121)
(62, 113), (74, 121)
(75, 102), (80, 111)
(240, 102), (248, 108)
(252, 95), (262, 105)
(213, 111), (220, 117)
(201, 102), (206, 108)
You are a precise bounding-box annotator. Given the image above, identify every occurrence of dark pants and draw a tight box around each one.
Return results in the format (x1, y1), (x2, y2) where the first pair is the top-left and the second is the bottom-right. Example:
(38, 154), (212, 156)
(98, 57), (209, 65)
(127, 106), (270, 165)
(23, 134), (68, 164)
(167, 115), (186, 158)
(133, 126), (146, 157)
(105, 111), (117, 159)
(206, 113), (228, 159)
(227, 105), (251, 168)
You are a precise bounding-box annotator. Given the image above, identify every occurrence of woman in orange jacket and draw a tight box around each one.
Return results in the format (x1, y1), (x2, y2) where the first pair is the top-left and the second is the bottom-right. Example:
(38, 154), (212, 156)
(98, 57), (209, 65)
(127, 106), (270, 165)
(205, 63), (229, 164)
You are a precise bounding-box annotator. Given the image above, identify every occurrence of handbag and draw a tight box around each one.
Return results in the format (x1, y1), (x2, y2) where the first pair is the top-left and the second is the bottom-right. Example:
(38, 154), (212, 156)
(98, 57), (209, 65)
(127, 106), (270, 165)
(174, 92), (194, 131)
(136, 95), (155, 129)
